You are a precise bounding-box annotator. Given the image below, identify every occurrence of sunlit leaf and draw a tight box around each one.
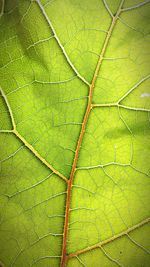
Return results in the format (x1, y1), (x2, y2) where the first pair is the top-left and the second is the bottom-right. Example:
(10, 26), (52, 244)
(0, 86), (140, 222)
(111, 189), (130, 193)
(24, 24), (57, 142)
(0, 0), (150, 266)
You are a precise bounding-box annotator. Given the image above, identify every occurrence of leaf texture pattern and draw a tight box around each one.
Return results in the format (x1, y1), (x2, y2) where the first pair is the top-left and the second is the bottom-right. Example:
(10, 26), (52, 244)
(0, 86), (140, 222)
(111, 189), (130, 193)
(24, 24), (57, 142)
(0, 0), (150, 266)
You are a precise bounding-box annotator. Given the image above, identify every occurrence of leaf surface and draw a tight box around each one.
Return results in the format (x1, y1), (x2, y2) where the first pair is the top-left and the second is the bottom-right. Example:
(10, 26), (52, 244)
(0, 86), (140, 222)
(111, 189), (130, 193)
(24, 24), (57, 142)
(0, 0), (150, 266)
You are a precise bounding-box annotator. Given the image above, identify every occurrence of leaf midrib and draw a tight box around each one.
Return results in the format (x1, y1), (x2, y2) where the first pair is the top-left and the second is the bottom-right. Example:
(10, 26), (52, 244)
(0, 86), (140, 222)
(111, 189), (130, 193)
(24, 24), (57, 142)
(60, 1), (125, 266)
(1, 0), (150, 266)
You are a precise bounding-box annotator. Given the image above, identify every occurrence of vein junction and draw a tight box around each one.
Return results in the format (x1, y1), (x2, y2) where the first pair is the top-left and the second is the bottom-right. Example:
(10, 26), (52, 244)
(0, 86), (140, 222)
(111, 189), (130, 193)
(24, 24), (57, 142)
(0, 0), (150, 266)
(60, 0), (150, 265)
(0, 87), (68, 183)
(67, 217), (150, 259)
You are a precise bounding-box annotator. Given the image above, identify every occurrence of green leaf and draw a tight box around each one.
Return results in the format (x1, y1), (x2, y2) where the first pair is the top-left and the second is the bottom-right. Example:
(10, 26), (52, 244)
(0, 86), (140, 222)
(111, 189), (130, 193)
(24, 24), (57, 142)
(0, 0), (150, 266)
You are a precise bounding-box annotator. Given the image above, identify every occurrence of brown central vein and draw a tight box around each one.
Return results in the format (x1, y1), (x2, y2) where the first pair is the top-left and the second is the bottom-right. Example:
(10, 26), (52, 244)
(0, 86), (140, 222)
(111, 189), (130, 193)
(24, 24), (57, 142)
(61, 1), (124, 266)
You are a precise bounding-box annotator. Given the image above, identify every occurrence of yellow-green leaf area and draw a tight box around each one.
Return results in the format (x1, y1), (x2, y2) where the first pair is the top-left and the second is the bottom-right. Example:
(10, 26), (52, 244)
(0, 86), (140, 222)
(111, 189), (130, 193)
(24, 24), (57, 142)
(0, 0), (150, 267)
